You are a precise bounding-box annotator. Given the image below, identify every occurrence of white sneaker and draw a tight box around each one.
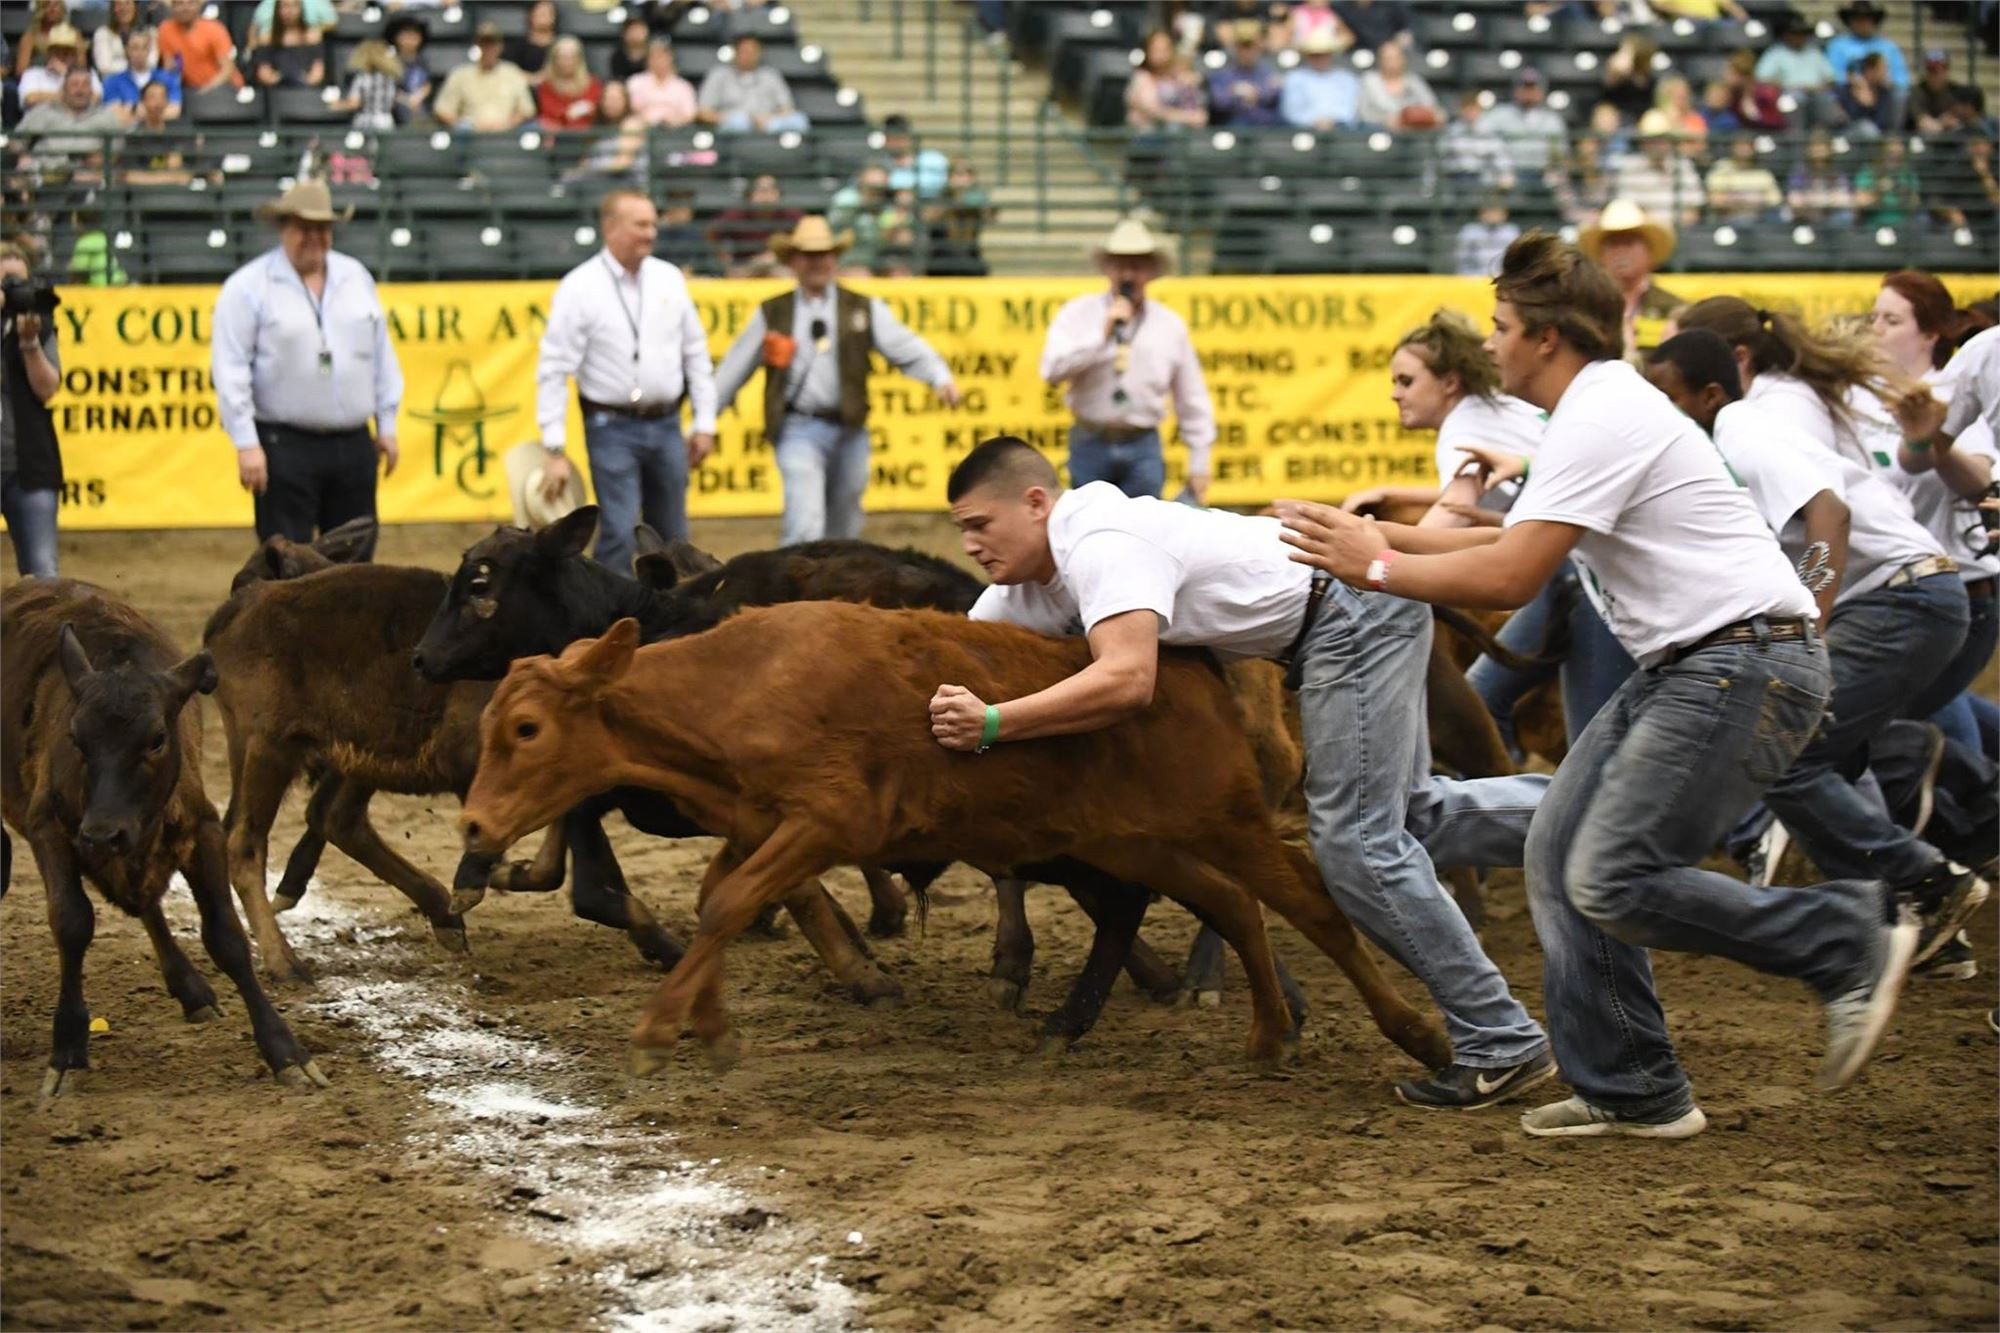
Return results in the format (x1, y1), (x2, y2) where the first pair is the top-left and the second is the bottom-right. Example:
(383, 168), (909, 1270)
(1818, 907), (1920, 1092)
(1520, 1096), (1708, 1139)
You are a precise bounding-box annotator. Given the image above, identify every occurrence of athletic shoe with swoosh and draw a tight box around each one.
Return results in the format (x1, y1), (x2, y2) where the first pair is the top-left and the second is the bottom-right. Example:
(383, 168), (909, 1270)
(1393, 1048), (1559, 1110)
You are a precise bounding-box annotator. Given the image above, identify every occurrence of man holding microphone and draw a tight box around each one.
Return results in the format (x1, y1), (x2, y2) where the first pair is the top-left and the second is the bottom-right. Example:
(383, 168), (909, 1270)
(1040, 219), (1215, 503)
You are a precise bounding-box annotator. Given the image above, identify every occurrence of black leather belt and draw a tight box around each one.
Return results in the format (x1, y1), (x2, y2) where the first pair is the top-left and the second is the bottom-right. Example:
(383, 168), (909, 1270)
(1662, 615), (1813, 666)
(1074, 421), (1154, 443)
(580, 397), (673, 421)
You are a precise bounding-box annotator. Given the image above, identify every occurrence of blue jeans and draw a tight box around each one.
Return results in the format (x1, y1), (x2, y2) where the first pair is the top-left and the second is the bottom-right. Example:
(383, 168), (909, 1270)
(718, 111), (810, 133)
(1924, 581), (1996, 753)
(1526, 634), (1880, 1118)
(775, 417), (871, 545)
(1297, 585), (1551, 1068)
(584, 412), (689, 573)
(1467, 560), (1636, 753)
(1067, 426), (1165, 499)
(1, 474), (59, 577)
(1760, 574), (1968, 886)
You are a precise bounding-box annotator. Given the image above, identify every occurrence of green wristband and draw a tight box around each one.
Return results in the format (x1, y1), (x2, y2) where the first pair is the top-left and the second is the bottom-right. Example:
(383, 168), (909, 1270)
(979, 704), (1001, 751)
(1908, 435), (1933, 453)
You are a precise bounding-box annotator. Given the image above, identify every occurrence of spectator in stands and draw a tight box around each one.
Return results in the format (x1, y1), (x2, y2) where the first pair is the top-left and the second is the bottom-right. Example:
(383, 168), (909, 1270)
(1702, 48), (1786, 133)
(91, 0), (157, 78)
(609, 16), (653, 83)
(249, 0), (338, 45)
(1755, 11), (1842, 128)
(249, 0), (327, 90)
(561, 82), (646, 184)
(714, 216), (960, 545)
(1287, 1), (1352, 55)
(1909, 50), (1985, 134)
(1837, 51), (1899, 136)
(925, 160), (995, 276)
(1579, 197), (1682, 359)
(697, 34), (807, 134)
(1478, 68), (1567, 179)
(103, 29), (180, 121)
(385, 16), (431, 122)
(1356, 37), (1438, 130)
(1855, 136), (1922, 227)
(19, 67), (126, 180)
(1826, 1), (1908, 118)
(1126, 29), (1207, 135)
(535, 37), (601, 132)
(335, 38), (400, 132)
(1212, 1), (1289, 52)
(67, 206), (129, 287)
(882, 113), (951, 198)
(1331, 0), (1411, 53)
(829, 163), (894, 270)
(433, 22), (534, 133)
(1554, 132), (1615, 224)
(1652, 75), (1707, 148)
(710, 174), (800, 276)
(1453, 196), (1517, 277)
(12, 0), (71, 79)
(1, 240), (65, 578)
(1206, 26), (1282, 128)
(1586, 101), (1631, 157)
(879, 187), (921, 260)
(627, 38), (698, 128)
(124, 77), (196, 185)
(1438, 89), (1512, 190)
(1278, 28), (1358, 131)
(1612, 108), (1704, 227)
(160, 0), (241, 93)
(1651, 0), (1750, 19)
(1949, 133), (1998, 231)
(1601, 33), (1659, 125)
(507, 0), (561, 79)
(1705, 134), (1783, 221)
(20, 24), (97, 111)
(654, 190), (709, 273)
(1786, 129), (1857, 225)
(536, 189), (715, 563)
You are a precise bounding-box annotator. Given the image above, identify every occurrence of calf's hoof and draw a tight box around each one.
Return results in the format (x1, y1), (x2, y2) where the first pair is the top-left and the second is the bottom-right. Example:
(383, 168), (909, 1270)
(852, 974), (904, 1007)
(431, 920), (470, 954)
(1178, 987), (1221, 1009)
(448, 887), (488, 917)
(261, 945), (315, 986)
(183, 1003), (220, 1024)
(702, 1030), (741, 1073)
(628, 1044), (675, 1079)
(276, 1059), (332, 1089)
(272, 891), (303, 914)
(1035, 1033), (1074, 1062)
(987, 977), (1025, 1012)
(866, 908), (908, 939)
(38, 1066), (79, 1101)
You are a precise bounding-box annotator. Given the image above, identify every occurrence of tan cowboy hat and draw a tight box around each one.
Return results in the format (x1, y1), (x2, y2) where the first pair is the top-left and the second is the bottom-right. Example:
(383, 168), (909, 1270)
(43, 23), (82, 50)
(1579, 197), (1677, 267)
(504, 441), (587, 530)
(1634, 108), (1679, 140)
(1092, 216), (1171, 266)
(771, 215), (853, 261)
(1297, 27), (1340, 55)
(255, 177), (355, 225)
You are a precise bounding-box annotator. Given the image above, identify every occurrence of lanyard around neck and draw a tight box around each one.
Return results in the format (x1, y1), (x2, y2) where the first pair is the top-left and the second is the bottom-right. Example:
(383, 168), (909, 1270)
(604, 255), (643, 361)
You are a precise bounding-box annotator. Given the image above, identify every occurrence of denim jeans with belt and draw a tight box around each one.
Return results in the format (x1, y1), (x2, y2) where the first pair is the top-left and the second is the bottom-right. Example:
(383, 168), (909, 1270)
(1067, 426), (1165, 499)
(1466, 558), (1637, 753)
(583, 411), (688, 573)
(1924, 579), (1996, 754)
(1525, 633), (1880, 1119)
(775, 416), (871, 546)
(1759, 573), (1969, 885)
(1296, 584), (1552, 1068)
(0, 473), (59, 577)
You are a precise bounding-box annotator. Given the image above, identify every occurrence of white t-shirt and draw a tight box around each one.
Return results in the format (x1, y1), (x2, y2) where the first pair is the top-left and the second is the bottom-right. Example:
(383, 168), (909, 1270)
(1940, 325), (2000, 441)
(1714, 400), (1941, 602)
(968, 481), (1313, 660)
(1845, 374), (2000, 583)
(1433, 392), (1544, 511)
(1744, 370), (1856, 462)
(1504, 359), (1815, 665)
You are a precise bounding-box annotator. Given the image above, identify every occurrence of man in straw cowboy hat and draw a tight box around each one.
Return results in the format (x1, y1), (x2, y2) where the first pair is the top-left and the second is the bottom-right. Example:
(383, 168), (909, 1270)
(1579, 197), (1683, 361)
(1041, 217), (1215, 502)
(211, 177), (401, 560)
(715, 215), (960, 544)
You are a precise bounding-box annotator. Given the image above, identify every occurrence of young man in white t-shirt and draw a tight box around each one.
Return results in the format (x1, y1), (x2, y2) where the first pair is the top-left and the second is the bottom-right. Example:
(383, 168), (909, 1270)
(933, 438), (1557, 1112)
(1276, 235), (1941, 1139)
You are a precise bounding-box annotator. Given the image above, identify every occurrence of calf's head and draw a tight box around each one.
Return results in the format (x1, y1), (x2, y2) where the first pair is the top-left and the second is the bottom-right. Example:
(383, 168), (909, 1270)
(460, 618), (641, 855)
(228, 516), (376, 593)
(412, 507), (600, 682)
(56, 625), (216, 863)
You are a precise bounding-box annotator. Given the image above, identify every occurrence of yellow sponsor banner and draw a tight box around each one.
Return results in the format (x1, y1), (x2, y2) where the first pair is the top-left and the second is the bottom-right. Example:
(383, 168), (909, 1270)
(37, 271), (1992, 530)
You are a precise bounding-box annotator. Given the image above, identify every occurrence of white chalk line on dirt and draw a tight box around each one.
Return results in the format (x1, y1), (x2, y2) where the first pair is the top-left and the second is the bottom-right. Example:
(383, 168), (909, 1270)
(169, 873), (862, 1333)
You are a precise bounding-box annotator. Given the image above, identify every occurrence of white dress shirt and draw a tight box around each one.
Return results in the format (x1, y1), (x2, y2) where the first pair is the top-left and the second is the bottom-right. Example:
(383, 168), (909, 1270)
(1040, 292), (1217, 475)
(713, 286), (952, 419)
(536, 250), (718, 448)
(211, 247), (402, 451)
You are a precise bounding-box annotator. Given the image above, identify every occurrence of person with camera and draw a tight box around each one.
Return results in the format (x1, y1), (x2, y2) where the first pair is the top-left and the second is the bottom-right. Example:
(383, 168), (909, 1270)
(1041, 218), (1214, 503)
(211, 178), (401, 559)
(712, 216), (960, 545)
(0, 243), (64, 577)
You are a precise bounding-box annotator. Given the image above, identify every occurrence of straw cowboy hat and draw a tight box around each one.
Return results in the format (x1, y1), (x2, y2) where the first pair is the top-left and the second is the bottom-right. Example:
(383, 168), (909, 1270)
(504, 441), (587, 530)
(254, 177), (355, 225)
(1297, 27), (1340, 55)
(771, 215), (853, 261)
(1579, 197), (1677, 267)
(43, 23), (83, 51)
(1092, 217), (1171, 266)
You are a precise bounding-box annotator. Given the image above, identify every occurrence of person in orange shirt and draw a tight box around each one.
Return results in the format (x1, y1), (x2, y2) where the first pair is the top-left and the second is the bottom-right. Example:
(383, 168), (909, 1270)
(159, 0), (243, 92)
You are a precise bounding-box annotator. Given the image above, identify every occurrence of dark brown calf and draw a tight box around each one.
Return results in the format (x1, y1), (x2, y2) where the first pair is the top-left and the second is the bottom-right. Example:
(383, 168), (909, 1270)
(460, 605), (1452, 1075)
(0, 580), (324, 1095)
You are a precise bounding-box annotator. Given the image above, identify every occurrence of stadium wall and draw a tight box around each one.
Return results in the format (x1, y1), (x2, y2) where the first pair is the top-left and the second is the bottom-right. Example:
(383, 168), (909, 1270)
(32, 272), (1994, 530)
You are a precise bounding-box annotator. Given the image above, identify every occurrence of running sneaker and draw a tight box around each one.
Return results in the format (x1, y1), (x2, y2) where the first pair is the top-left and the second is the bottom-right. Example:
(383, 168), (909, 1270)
(1818, 904), (1920, 1091)
(1520, 1096), (1708, 1139)
(1914, 930), (1978, 981)
(1894, 862), (1991, 967)
(1394, 1048), (1558, 1110)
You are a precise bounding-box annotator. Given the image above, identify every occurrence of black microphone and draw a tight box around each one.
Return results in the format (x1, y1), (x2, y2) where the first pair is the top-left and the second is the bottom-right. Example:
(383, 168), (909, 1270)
(809, 316), (828, 351)
(1112, 280), (1135, 343)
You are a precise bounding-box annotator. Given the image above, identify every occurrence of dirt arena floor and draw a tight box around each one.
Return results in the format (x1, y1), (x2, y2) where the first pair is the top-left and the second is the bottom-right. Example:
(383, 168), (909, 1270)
(2, 517), (1996, 1333)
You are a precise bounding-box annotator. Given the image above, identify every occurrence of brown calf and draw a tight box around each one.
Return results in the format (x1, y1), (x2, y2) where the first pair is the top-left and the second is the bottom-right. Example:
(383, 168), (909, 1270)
(460, 605), (1452, 1075)
(1, 580), (324, 1094)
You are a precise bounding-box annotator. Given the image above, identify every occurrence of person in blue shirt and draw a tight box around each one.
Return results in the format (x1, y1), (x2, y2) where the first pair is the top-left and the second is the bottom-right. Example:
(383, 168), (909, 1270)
(1280, 26), (1360, 130)
(1207, 26), (1283, 128)
(1824, 1), (1909, 130)
(100, 30), (181, 117)
(880, 114), (950, 200)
